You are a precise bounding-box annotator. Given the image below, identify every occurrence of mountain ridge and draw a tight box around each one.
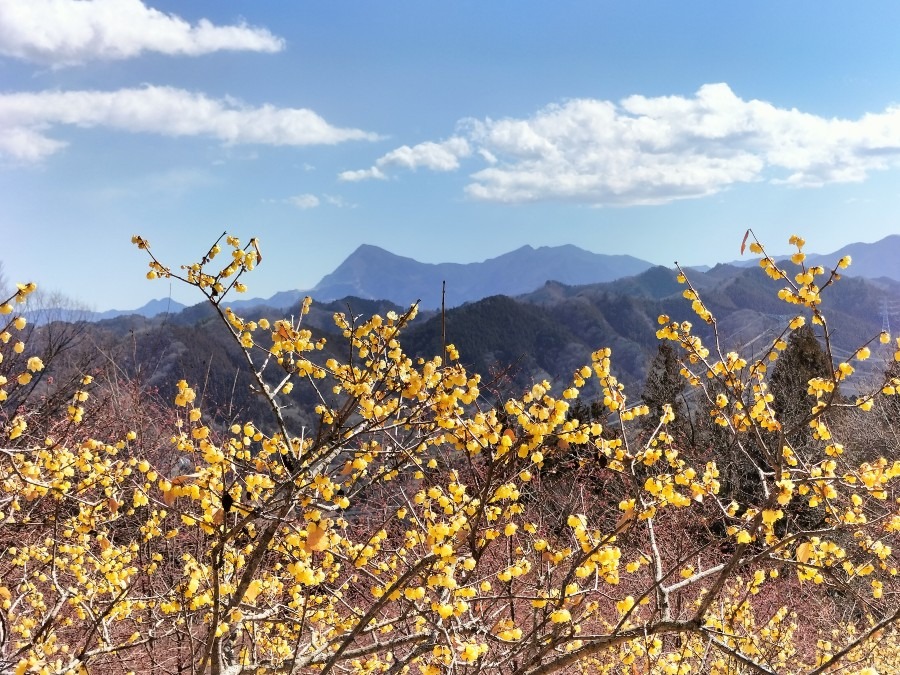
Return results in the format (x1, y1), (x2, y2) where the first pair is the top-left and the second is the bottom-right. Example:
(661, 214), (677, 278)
(47, 235), (900, 319)
(310, 243), (655, 309)
(260, 234), (900, 313)
(27, 258), (900, 435)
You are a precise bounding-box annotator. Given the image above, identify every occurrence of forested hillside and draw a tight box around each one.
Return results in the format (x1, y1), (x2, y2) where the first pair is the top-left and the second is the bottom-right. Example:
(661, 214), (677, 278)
(20, 259), (897, 438)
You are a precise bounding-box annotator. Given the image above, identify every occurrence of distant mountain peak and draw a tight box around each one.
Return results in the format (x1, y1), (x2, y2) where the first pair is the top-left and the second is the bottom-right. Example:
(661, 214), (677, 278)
(351, 243), (390, 254)
(310, 243), (655, 308)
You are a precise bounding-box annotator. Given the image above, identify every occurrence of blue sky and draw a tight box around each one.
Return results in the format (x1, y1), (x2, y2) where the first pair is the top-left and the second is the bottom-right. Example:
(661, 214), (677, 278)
(3, 1), (900, 311)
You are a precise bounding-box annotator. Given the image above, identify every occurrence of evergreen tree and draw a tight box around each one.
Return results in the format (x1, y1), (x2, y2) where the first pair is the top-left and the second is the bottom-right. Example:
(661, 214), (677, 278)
(770, 323), (835, 437)
(641, 343), (687, 436)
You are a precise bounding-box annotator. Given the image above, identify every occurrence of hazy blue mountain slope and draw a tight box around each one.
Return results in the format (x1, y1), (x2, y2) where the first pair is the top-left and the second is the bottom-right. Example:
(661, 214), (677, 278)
(311, 243), (654, 309)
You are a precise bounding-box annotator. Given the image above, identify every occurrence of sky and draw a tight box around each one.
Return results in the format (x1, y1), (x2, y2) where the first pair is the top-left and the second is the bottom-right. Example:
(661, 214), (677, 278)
(3, 1), (900, 311)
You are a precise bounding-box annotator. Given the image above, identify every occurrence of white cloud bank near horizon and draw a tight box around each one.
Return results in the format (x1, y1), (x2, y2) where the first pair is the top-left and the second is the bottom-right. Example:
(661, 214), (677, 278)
(0, 86), (380, 162)
(344, 83), (900, 206)
(0, 0), (283, 66)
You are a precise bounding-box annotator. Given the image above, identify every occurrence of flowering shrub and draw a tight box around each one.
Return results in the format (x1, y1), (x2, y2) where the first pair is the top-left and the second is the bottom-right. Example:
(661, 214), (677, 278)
(0, 231), (897, 674)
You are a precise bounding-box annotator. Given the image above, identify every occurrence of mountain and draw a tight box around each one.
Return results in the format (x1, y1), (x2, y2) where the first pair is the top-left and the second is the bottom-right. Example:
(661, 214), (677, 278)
(24, 260), (900, 443)
(395, 261), (900, 398)
(801, 235), (900, 281)
(61, 236), (900, 321)
(309, 244), (654, 309)
(26, 297), (187, 326)
(94, 297), (187, 321)
(224, 289), (308, 313)
(729, 234), (900, 280)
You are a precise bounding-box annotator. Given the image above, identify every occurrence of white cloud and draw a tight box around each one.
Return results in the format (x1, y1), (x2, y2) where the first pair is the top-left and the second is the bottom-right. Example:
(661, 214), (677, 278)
(478, 148), (497, 164)
(288, 193), (319, 209)
(343, 83), (900, 206)
(378, 137), (471, 172)
(266, 193), (354, 209)
(0, 86), (379, 162)
(323, 194), (355, 208)
(338, 166), (386, 182)
(0, 126), (65, 162)
(339, 137), (470, 181)
(0, 0), (284, 66)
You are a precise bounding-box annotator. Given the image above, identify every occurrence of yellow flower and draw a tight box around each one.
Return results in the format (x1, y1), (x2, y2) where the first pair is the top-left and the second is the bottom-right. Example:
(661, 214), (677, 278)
(616, 595), (635, 614)
(8, 416), (26, 439)
(761, 509), (782, 525)
(549, 609), (571, 623)
(567, 514), (586, 528)
(26, 356), (44, 372)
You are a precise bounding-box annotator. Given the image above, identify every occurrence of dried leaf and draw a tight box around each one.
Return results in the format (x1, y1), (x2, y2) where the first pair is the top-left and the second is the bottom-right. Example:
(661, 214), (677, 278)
(615, 508), (636, 534)
(741, 229), (750, 255)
